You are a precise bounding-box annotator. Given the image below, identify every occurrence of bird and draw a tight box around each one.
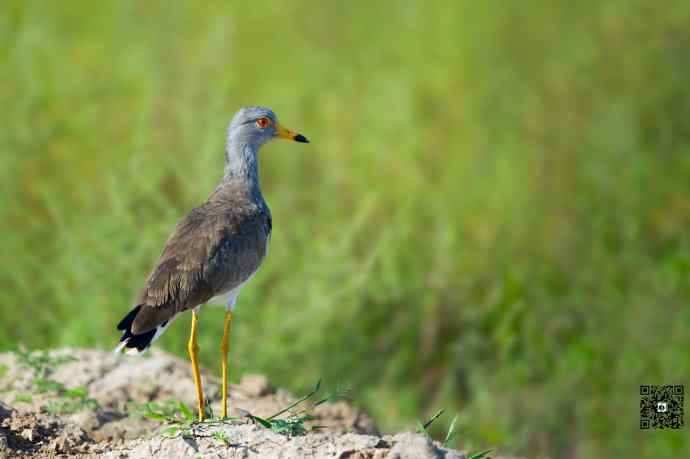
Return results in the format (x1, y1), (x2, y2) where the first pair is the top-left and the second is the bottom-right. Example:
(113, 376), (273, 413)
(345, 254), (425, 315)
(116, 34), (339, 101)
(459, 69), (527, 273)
(115, 106), (308, 421)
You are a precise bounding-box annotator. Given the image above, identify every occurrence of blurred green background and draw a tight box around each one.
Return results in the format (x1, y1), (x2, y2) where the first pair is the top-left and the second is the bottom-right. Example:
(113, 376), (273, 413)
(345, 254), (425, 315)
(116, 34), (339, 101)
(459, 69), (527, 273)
(1, 1), (689, 457)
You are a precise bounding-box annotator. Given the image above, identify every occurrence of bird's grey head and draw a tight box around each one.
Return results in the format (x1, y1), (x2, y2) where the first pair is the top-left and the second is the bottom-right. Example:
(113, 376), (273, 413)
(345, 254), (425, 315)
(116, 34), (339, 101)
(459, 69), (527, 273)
(223, 106), (308, 184)
(227, 106), (308, 148)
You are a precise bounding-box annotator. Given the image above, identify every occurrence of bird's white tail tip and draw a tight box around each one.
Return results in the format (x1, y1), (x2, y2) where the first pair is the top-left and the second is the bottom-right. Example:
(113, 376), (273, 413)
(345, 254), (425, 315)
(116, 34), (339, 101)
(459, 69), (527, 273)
(114, 339), (146, 356)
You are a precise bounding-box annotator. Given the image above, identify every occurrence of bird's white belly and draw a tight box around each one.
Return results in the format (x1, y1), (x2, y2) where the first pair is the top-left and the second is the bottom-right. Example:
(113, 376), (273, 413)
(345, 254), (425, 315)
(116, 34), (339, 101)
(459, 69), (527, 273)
(207, 266), (262, 309)
(207, 282), (244, 307)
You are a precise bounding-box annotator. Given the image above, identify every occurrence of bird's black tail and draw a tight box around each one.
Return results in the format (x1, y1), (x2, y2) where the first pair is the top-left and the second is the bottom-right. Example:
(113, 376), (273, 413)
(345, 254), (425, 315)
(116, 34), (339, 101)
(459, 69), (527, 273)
(115, 305), (171, 355)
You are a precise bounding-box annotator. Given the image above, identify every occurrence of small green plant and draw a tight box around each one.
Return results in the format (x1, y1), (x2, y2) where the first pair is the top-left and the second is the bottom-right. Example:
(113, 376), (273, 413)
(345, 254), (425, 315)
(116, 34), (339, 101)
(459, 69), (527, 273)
(416, 409), (490, 455)
(12, 348), (100, 414)
(212, 430), (232, 445)
(35, 378), (64, 393)
(240, 379), (347, 437)
(13, 349), (76, 374)
(13, 394), (33, 403)
(132, 399), (192, 422)
(137, 379), (346, 441)
(242, 411), (315, 436)
(44, 387), (100, 414)
(131, 399), (202, 438)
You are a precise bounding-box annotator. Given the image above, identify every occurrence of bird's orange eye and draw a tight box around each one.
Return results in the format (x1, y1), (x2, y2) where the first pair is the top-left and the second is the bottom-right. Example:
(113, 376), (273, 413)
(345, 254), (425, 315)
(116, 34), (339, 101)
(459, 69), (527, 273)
(255, 117), (271, 129)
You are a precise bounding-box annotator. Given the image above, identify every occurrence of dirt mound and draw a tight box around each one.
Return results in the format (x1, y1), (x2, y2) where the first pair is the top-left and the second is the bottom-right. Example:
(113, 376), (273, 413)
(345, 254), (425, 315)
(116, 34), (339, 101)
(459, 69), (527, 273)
(0, 404), (92, 457)
(0, 349), (469, 458)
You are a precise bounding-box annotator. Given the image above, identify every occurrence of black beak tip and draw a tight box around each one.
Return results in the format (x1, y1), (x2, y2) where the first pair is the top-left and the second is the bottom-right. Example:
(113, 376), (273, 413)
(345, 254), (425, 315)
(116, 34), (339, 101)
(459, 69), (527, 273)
(294, 134), (309, 143)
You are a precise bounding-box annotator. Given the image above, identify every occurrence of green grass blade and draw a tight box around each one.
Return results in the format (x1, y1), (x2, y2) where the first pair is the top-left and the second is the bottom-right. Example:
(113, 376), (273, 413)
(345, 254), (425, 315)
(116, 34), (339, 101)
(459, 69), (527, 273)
(163, 426), (180, 437)
(249, 414), (272, 429)
(468, 448), (494, 459)
(267, 378), (322, 421)
(144, 412), (168, 421)
(422, 408), (445, 430)
(442, 414), (459, 448)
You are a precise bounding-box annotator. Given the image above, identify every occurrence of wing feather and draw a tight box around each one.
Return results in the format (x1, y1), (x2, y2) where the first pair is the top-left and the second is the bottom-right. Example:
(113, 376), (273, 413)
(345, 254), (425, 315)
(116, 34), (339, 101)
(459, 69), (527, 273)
(130, 188), (270, 334)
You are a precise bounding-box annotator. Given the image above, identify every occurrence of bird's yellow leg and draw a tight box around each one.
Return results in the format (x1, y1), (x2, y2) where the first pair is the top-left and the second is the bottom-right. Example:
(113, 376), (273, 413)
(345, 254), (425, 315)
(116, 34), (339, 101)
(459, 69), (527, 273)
(187, 310), (205, 421)
(220, 310), (233, 419)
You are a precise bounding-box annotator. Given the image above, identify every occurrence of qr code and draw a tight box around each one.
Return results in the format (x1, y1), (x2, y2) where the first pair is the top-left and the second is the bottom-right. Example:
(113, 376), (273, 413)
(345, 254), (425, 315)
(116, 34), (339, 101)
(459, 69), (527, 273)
(640, 385), (684, 429)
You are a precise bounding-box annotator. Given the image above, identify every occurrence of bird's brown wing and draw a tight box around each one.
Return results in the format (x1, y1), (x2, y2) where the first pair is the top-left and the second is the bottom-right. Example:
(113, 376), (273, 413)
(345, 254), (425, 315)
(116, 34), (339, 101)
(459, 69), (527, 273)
(130, 198), (270, 335)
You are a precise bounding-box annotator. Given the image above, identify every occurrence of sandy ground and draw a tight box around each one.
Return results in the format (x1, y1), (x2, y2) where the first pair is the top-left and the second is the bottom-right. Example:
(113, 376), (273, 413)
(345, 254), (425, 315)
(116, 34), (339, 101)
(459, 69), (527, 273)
(0, 348), (477, 458)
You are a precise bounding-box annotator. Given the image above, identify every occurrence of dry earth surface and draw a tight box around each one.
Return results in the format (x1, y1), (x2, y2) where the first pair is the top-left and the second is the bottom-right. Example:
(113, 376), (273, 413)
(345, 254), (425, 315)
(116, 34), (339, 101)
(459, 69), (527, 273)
(0, 349), (508, 458)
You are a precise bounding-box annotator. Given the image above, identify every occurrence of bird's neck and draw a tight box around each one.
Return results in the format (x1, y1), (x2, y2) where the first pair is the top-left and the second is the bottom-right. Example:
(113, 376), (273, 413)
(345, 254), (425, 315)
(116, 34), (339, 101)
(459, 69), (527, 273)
(222, 141), (262, 197)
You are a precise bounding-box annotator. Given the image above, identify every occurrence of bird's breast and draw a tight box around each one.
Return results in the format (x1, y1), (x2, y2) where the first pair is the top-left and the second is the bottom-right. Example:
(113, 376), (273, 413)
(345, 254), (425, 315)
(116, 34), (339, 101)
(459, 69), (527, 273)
(206, 235), (268, 307)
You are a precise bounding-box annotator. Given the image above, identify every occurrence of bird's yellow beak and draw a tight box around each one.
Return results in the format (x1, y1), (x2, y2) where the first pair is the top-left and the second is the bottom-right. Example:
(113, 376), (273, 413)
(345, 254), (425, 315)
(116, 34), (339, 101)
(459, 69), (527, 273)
(275, 123), (309, 143)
